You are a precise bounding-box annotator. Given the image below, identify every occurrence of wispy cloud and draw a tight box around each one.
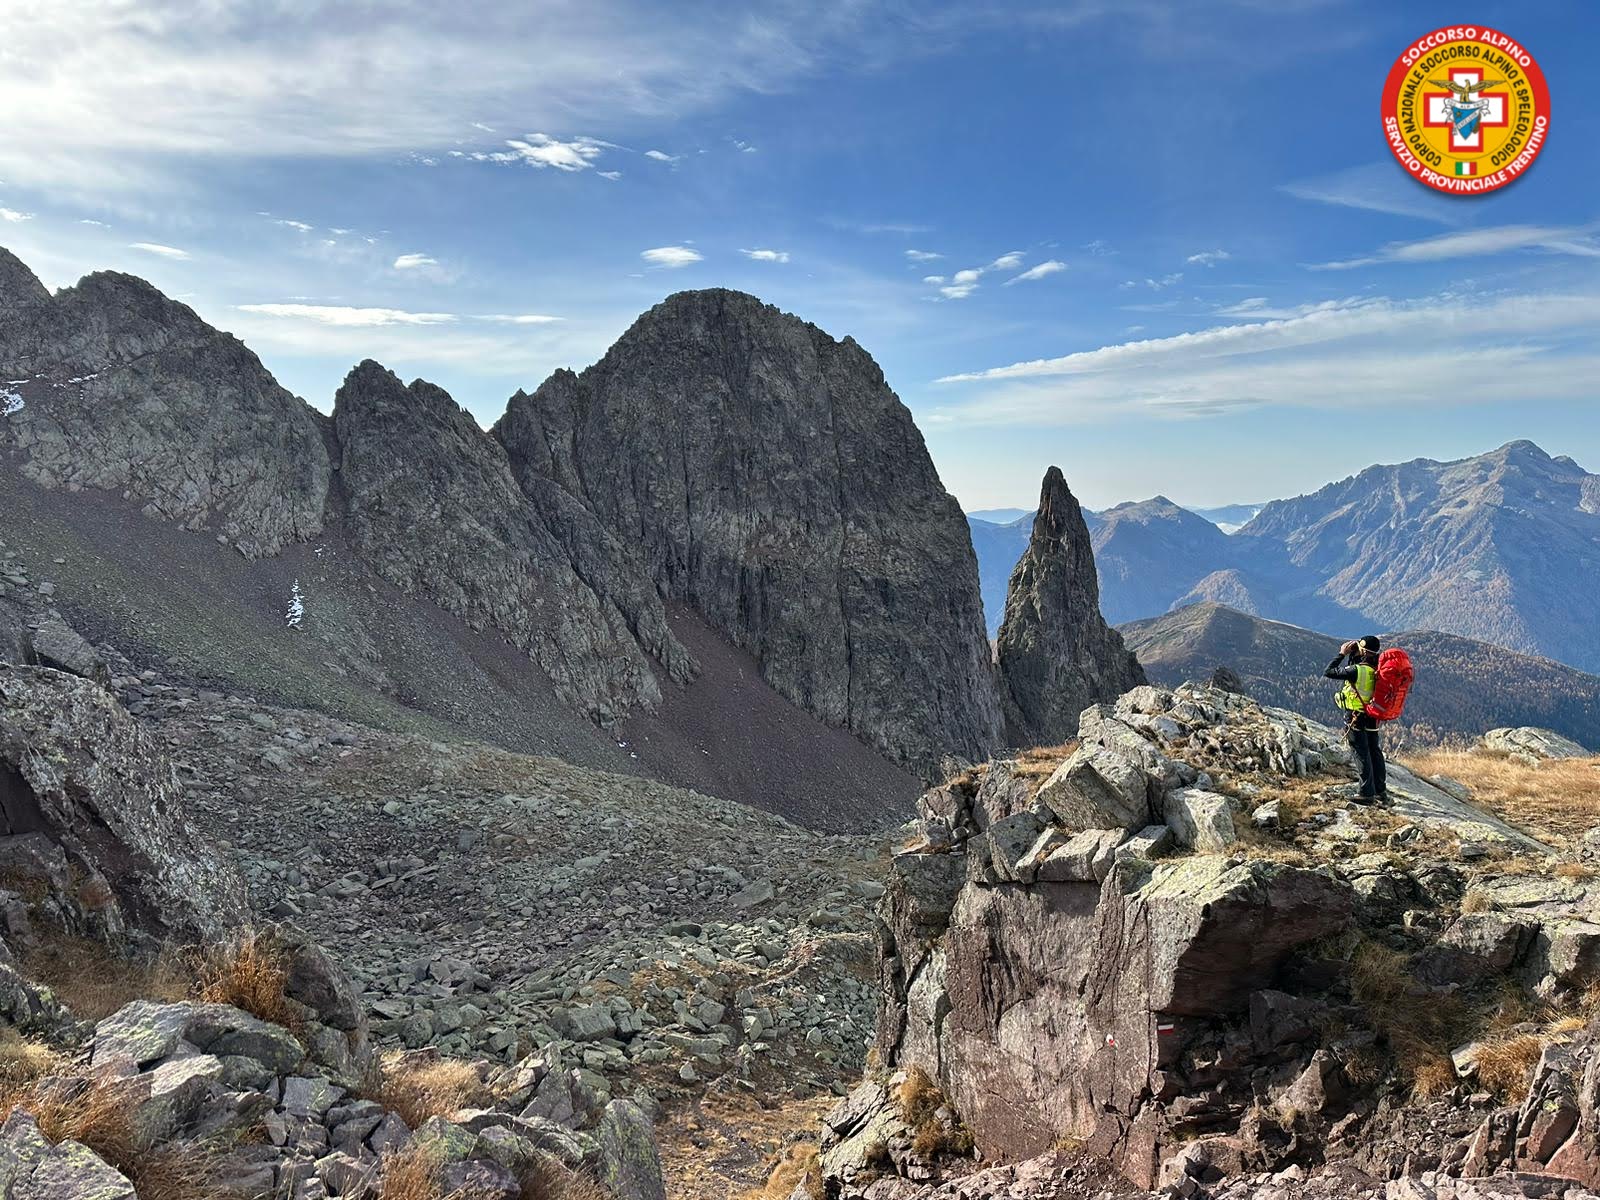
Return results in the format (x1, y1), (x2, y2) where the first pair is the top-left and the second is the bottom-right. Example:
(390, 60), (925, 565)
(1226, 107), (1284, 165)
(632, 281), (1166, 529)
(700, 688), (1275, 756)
(504, 134), (611, 172)
(598, 170), (622, 181)
(1005, 260), (1066, 285)
(393, 253), (439, 270)
(1312, 224), (1600, 270)
(1186, 249), (1229, 266)
(641, 245), (702, 268)
(905, 249), (942, 263)
(989, 251), (1024, 271)
(237, 303), (456, 327)
(130, 242), (189, 259)
(478, 313), (564, 324)
(828, 219), (933, 236)
(927, 287), (1600, 427)
(643, 149), (679, 163)
(1279, 161), (1462, 224)
(1121, 272), (1182, 291)
(0, 208), (34, 223)
(273, 218), (314, 232)
(740, 248), (789, 263)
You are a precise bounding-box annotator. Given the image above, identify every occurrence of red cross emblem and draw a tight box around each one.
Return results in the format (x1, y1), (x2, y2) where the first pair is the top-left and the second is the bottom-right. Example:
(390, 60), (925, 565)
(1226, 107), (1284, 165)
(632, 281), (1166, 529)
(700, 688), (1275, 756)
(1423, 67), (1510, 152)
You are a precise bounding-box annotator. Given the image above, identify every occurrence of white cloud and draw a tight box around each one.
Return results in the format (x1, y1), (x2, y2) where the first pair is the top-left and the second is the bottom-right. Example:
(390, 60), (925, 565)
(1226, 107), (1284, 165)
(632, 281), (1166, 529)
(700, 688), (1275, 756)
(504, 133), (610, 172)
(1005, 260), (1066, 285)
(0, 3), (918, 191)
(644, 149), (679, 162)
(274, 218), (314, 232)
(0, 208), (33, 223)
(1280, 161), (1462, 224)
(129, 242), (190, 259)
(237, 303), (456, 327)
(732, 139), (758, 153)
(641, 245), (703, 268)
(598, 170), (622, 181)
(905, 249), (942, 263)
(1186, 249), (1229, 266)
(739, 248), (789, 263)
(930, 289), (1600, 429)
(79, 218), (109, 227)
(1123, 273), (1183, 291)
(393, 252), (439, 270)
(1312, 225), (1600, 270)
(478, 313), (564, 325)
(934, 288), (1593, 390)
(1082, 239), (1114, 256)
(926, 250), (1034, 299)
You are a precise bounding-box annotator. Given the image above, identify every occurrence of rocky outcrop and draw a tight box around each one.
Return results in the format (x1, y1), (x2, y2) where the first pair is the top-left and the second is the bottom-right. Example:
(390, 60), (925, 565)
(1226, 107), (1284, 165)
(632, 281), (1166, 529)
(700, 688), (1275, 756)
(1482, 726), (1591, 762)
(0, 258), (329, 558)
(331, 361), (692, 724)
(0, 662), (246, 941)
(857, 683), (1567, 1195)
(996, 467), (1145, 747)
(496, 289), (1001, 769)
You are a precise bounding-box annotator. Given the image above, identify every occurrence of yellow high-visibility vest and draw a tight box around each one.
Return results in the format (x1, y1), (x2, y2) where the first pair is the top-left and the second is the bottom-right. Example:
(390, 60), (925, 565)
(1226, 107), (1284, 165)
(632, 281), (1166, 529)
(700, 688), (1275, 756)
(1338, 663), (1376, 711)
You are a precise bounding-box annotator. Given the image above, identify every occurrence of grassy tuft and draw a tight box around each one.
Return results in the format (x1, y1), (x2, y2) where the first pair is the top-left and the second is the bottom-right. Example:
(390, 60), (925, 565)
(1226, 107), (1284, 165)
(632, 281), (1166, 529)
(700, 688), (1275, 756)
(1349, 939), (1475, 1095)
(742, 1144), (823, 1200)
(195, 929), (301, 1033)
(21, 934), (191, 1022)
(375, 1053), (488, 1130)
(1474, 1034), (1546, 1102)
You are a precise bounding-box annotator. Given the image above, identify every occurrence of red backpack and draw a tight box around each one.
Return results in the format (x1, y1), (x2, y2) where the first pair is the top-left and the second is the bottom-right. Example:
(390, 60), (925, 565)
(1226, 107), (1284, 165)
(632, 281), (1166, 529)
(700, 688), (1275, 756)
(1364, 648), (1414, 722)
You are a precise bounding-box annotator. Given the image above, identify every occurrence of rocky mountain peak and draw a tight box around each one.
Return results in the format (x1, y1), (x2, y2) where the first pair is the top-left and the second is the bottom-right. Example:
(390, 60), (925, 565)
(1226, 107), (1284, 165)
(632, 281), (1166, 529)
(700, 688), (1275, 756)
(996, 466), (1145, 746)
(497, 285), (1002, 770)
(0, 246), (48, 311)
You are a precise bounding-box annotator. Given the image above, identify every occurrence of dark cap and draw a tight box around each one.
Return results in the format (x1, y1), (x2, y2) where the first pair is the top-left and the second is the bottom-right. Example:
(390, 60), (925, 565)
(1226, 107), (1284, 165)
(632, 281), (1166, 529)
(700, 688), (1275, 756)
(1359, 635), (1382, 654)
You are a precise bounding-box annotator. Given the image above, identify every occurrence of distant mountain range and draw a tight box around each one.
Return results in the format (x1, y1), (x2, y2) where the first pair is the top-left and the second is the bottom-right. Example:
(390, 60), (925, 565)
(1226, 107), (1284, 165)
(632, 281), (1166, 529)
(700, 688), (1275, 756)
(1121, 601), (1600, 749)
(970, 441), (1600, 675)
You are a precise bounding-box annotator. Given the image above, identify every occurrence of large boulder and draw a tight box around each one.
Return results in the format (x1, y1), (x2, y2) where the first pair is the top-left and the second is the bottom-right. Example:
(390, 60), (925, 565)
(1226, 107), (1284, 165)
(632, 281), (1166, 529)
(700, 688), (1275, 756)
(0, 664), (246, 940)
(1482, 727), (1591, 761)
(877, 850), (1352, 1186)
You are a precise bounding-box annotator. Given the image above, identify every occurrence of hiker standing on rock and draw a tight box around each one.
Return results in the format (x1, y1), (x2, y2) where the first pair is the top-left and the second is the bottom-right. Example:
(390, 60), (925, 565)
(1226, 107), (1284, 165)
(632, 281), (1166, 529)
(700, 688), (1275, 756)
(1327, 636), (1388, 804)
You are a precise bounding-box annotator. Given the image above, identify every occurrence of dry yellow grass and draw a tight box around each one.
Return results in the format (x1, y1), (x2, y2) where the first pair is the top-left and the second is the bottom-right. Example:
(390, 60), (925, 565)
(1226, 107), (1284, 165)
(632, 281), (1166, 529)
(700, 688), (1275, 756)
(1349, 940), (1475, 1093)
(20, 934), (191, 1022)
(1011, 740), (1079, 783)
(518, 1155), (610, 1200)
(895, 1065), (943, 1128)
(0, 1073), (237, 1199)
(378, 1143), (449, 1200)
(1401, 749), (1600, 844)
(195, 929), (301, 1033)
(1475, 1034), (1546, 1101)
(375, 1053), (488, 1130)
(0, 1028), (63, 1089)
(742, 1144), (823, 1200)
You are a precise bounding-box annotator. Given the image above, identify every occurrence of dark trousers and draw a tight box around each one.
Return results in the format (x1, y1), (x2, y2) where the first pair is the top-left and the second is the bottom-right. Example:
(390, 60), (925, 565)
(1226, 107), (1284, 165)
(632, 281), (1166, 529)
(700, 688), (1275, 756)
(1348, 725), (1386, 798)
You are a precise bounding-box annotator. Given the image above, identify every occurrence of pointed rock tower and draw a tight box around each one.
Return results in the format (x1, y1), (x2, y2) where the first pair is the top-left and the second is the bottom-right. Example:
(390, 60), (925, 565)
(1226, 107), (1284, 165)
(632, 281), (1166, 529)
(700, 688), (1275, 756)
(996, 466), (1146, 746)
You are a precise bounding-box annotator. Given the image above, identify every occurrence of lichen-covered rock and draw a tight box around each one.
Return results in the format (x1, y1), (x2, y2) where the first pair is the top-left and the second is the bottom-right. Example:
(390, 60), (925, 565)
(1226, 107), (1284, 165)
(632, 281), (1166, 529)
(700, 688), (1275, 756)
(996, 467), (1145, 747)
(0, 664), (246, 940)
(495, 289), (1002, 770)
(1482, 726), (1591, 761)
(597, 1099), (666, 1200)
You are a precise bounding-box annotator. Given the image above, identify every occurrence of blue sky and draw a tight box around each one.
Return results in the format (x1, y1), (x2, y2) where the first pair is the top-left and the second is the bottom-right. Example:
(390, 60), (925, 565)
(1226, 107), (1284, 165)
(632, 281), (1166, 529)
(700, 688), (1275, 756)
(2, 0), (1595, 510)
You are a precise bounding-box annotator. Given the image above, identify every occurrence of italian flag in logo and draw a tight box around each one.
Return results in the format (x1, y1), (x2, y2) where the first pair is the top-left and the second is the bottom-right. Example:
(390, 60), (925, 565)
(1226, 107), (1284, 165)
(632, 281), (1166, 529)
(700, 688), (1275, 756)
(1455, 161), (1479, 176)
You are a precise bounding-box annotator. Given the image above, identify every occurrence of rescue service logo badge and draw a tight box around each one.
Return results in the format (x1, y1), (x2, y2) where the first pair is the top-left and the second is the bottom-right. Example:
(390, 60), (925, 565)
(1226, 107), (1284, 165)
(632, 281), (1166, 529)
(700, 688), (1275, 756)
(1381, 26), (1550, 194)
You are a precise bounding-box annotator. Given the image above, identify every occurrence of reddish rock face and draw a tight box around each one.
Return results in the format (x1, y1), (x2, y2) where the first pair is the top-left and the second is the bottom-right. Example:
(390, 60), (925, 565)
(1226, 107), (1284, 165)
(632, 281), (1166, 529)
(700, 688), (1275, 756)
(877, 845), (1352, 1185)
